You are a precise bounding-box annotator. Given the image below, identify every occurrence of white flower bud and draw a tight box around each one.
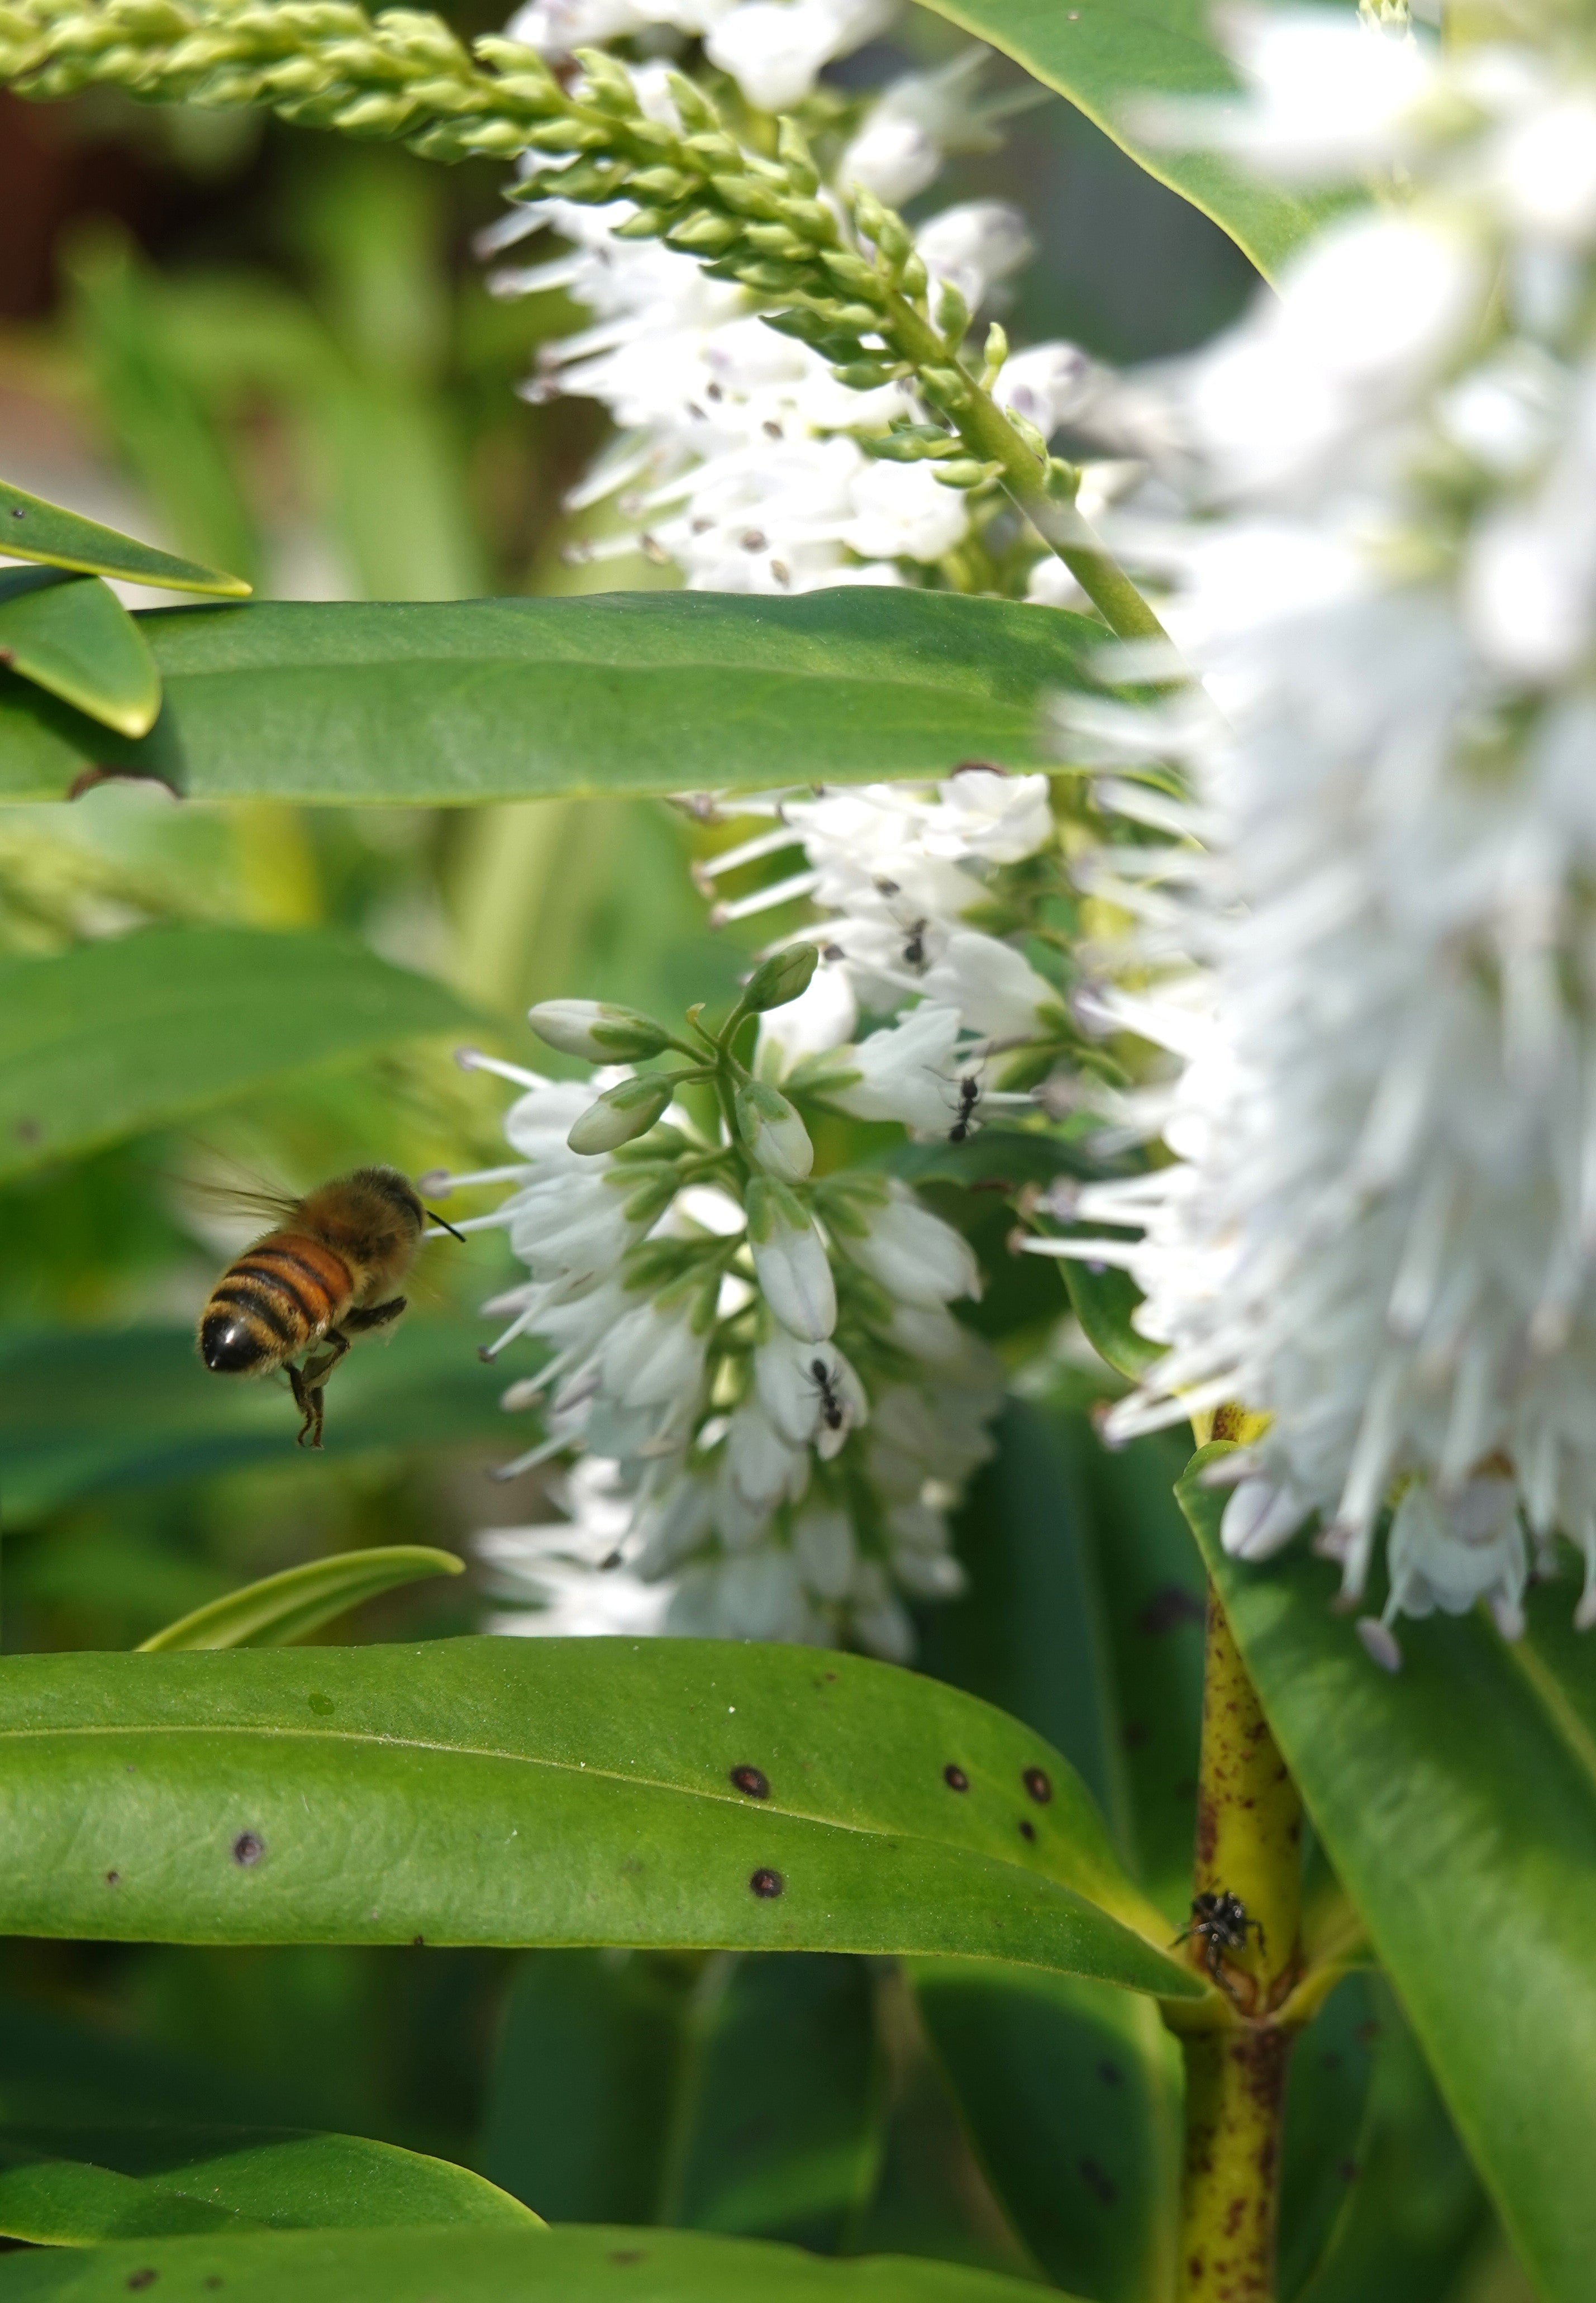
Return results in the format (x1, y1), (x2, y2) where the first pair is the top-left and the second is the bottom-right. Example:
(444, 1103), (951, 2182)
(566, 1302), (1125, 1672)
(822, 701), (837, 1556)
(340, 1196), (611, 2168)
(746, 1177), (836, 1341)
(735, 1079), (814, 1182)
(567, 1074), (673, 1154)
(529, 1000), (673, 1062)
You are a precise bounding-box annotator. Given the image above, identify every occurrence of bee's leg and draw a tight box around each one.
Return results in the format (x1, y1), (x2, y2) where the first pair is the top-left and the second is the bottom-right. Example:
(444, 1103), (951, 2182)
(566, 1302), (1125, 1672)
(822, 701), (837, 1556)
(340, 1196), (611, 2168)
(341, 1296), (407, 1335)
(293, 1331), (351, 1449)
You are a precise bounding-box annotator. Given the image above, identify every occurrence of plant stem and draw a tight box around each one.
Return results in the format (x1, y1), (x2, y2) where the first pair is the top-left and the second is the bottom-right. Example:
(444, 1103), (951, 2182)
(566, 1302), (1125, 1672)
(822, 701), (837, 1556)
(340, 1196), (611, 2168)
(885, 296), (1171, 648)
(1171, 1585), (1304, 2302)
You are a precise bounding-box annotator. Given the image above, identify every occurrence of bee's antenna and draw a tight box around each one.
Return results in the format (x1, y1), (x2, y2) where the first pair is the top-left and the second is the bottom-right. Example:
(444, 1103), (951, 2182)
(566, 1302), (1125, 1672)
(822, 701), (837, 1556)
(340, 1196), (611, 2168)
(426, 1207), (468, 1243)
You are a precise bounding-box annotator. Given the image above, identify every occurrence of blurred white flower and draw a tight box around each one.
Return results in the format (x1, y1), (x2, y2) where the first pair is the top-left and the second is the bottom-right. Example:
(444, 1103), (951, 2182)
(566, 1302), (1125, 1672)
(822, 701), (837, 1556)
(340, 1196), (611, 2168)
(1045, 4), (1596, 1656)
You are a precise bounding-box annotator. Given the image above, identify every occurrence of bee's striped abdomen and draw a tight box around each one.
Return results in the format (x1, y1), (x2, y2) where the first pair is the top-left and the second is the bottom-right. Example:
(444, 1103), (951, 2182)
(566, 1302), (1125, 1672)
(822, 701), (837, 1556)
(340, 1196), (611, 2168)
(199, 1231), (352, 1376)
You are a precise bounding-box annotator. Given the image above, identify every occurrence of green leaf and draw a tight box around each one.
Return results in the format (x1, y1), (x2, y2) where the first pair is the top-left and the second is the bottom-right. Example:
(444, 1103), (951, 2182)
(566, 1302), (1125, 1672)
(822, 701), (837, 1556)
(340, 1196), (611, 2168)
(0, 571), (160, 740)
(906, 0), (1335, 280)
(910, 1959), (1179, 2302)
(1294, 1979), (1492, 2303)
(1059, 1252), (1161, 1383)
(0, 592), (1099, 805)
(0, 925), (480, 1183)
(0, 1321), (511, 1525)
(0, 478), (250, 597)
(137, 1548), (465, 1653)
(0, 2223), (1055, 2302)
(485, 1950), (880, 2248)
(0, 1638), (1198, 1996)
(0, 2124), (535, 2243)
(1278, 1973), (1377, 2301)
(1181, 1452), (1596, 2303)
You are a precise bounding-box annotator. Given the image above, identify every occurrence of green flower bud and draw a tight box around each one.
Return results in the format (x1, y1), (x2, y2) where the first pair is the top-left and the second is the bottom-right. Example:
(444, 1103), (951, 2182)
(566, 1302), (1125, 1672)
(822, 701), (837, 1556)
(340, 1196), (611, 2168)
(566, 1073), (674, 1155)
(529, 999), (674, 1062)
(741, 943), (819, 1015)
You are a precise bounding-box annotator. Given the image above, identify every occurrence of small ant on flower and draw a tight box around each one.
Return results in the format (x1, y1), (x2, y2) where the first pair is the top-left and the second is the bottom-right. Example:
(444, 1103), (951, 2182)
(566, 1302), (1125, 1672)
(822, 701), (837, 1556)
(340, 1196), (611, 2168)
(808, 1358), (846, 1432)
(948, 1076), (982, 1143)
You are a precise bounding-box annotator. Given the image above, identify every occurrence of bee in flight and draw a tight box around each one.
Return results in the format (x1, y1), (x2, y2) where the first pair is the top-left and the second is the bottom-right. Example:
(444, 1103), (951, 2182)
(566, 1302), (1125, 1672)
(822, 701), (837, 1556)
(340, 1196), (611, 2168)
(196, 1167), (458, 1450)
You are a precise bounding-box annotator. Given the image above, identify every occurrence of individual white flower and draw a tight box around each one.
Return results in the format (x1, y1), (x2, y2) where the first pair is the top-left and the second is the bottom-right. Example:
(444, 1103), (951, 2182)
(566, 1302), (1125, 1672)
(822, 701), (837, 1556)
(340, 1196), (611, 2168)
(828, 1002), (965, 1133)
(755, 1330), (866, 1453)
(837, 459), (970, 564)
(844, 1180), (981, 1307)
(839, 49), (1007, 208)
(706, 0), (892, 112)
(915, 202), (1033, 314)
(922, 766), (1054, 864)
(920, 931), (1060, 1041)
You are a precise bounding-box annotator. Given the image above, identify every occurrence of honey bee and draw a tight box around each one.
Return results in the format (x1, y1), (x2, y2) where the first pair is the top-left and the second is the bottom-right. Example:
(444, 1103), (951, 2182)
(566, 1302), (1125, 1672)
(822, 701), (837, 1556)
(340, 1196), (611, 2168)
(196, 1167), (457, 1450)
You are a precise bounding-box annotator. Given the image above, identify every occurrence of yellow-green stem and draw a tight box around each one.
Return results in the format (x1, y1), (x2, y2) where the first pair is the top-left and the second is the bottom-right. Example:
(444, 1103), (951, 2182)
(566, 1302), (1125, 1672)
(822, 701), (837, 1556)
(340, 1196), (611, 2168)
(1174, 1587), (1304, 2302)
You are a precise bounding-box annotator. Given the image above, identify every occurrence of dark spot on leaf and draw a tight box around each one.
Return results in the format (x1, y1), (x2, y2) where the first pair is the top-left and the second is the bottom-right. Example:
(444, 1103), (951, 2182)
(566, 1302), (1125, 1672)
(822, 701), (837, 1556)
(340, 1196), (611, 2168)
(13, 1119), (40, 1145)
(943, 1764), (969, 1792)
(231, 1832), (264, 1868)
(412, 1935), (425, 1948)
(1097, 2060), (1122, 2087)
(308, 1692), (334, 1716)
(1337, 2159), (1359, 2185)
(730, 1765), (769, 1799)
(1122, 1721), (1149, 1750)
(204, 2281), (223, 2293)
(1354, 2020), (1381, 2046)
(750, 1867), (784, 1898)
(126, 2273), (158, 2292)
(1136, 1583), (1204, 1636)
(1079, 2158), (1117, 2206)
(104, 1871), (120, 1887)
(9, 508), (24, 518)
(1018, 1820), (1037, 1843)
(1321, 2050), (1342, 2071)
(1023, 1767), (1052, 1805)
(608, 2250), (646, 2267)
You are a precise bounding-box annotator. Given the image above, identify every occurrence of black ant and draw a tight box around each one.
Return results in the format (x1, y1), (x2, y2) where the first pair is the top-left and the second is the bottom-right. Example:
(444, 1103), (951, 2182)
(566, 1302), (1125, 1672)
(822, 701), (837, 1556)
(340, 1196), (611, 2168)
(901, 916), (930, 969)
(1174, 1890), (1266, 1990)
(808, 1358), (845, 1432)
(948, 1076), (981, 1143)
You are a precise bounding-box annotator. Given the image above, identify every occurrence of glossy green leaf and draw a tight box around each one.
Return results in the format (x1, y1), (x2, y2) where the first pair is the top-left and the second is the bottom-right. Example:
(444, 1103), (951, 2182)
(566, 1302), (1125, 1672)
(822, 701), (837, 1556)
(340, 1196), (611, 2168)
(1059, 1254), (1161, 1383)
(1182, 1453), (1596, 2303)
(138, 1548), (465, 1653)
(0, 572), (159, 739)
(0, 478), (250, 597)
(0, 1638), (1198, 1996)
(1296, 1979), (1492, 2303)
(0, 2123), (535, 2243)
(911, 1959), (1179, 2302)
(0, 1320), (511, 1525)
(0, 925), (479, 1182)
(480, 1952), (695, 2225)
(1278, 1973), (1377, 2301)
(0, 2223), (1056, 2302)
(0, 592), (1099, 805)
(906, 0), (1335, 280)
(485, 1949), (879, 2247)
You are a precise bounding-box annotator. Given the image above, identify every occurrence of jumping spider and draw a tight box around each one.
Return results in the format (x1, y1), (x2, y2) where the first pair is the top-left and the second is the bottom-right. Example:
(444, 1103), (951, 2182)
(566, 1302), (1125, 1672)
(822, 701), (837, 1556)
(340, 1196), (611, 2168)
(1174, 1889), (1266, 1991)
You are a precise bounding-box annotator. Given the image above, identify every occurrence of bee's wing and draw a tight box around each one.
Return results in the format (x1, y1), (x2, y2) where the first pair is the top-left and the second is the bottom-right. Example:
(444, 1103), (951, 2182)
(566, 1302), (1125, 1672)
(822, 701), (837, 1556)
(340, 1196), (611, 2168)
(179, 1176), (306, 1225)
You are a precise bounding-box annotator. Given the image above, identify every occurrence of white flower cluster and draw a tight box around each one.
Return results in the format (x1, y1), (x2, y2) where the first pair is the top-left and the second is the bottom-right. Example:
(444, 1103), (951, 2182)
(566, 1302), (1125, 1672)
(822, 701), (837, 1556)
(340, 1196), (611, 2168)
(478, 3), (1098, 596)
(698, 763), (1070, 1117)
(1036, 6), (1596, 1662)
(447, 988), (1001, 1658)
